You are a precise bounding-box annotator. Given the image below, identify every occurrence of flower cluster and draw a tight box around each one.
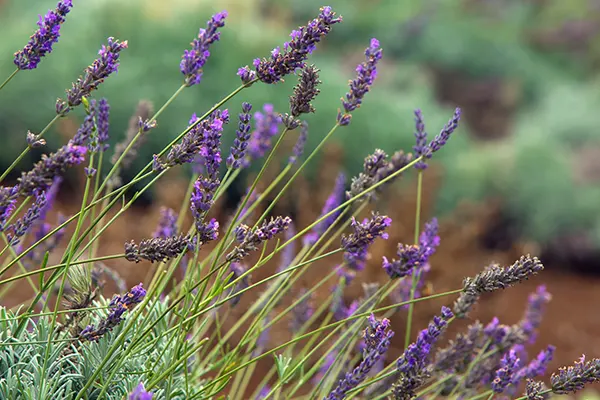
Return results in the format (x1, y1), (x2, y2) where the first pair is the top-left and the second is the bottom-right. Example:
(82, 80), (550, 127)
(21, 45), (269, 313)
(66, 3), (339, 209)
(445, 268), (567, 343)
(13, 0), (73, 70)
(282, 65), (321, 129)
(241, 104), (282, 168)
(340, 213), (391, 271)
(80, 284), (146, 341)
(153, 207), (178, 239)
(56, 37), (128, 115)
(238, 7), (341, 84)
(180, 11), (227, 86)
(383, 218), (440, 279)
(5, 191), (47, 246)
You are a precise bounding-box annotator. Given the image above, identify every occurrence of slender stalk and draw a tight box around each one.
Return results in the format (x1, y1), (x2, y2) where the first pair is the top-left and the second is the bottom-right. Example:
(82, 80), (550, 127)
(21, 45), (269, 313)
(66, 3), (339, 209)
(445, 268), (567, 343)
(0, 68), (19, 92)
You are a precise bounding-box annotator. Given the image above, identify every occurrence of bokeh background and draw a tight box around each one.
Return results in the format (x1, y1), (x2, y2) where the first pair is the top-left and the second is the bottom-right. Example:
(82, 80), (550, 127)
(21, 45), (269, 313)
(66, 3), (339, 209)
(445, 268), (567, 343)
(3, 0), (600, 395)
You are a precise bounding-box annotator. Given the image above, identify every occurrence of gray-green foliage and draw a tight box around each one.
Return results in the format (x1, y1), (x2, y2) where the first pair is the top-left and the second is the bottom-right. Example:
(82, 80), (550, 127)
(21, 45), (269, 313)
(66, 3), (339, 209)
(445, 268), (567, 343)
(0, 295), (192, 399)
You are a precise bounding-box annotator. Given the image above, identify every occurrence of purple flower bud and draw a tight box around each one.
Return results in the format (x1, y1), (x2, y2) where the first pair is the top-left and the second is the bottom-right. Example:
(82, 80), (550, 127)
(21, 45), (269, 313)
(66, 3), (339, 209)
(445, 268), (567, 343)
(513, 346), (555, 385)
(241, 7), (341, 84)
(413, 109), (429, 170)
(180, 11), (227, 86)
(519, 285), (551, 344)
(337, 38), (382, 126)
(242, 104), (282, 168)
(56, 37), (127, 115)
(0, 186), (19, 233)
(13, 0), (73, 70)
(97, 98), (110, 151)
(341, 213), (391, 269)
(6, 191), (47, 246)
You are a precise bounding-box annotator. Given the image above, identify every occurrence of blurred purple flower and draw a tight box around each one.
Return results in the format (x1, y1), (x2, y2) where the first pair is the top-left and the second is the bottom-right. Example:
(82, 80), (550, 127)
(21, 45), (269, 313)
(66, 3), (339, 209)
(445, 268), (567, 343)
(128, 382), (153, 400)
(153, 207), (178, 239)
(519, 285), (551, 344)
(6, 191), (47, 246)
(288, 120), (309, 164)
(341, 213), (391, 270)
(492, 350), (520, 393)
(304, 172), (346, 247)
(227, 102), (253, 169)
(241, 104), (282, 168)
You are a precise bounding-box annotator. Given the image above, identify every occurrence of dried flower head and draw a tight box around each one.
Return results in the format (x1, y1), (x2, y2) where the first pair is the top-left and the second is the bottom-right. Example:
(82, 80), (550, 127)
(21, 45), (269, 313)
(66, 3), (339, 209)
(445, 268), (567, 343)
(56, 37), (128, 115)
(239, 7), (341, 84)
(13, 0), (73, 70)
(551, 355), (600, 394)
(124, 234), (193, 263)
(337, 38), (382, 126)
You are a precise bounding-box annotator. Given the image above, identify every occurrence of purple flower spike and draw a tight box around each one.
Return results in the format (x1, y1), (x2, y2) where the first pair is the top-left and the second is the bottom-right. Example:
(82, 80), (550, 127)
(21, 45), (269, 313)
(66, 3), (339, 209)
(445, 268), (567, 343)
(80, 283), (146, 341)
(326, 314), (394, 399)
(6, 191), (47, 246)
(393, 306), (453, 398)
(124, 235), (193, 263)
(129, 382), (153, 400)
(56, 37), (128, 115)
(240, 7), (341, 84)
(383, 218), (440, 279)
(513, 345), (556, 385)
(413, 109), (429, 170)
(341, 213), (391, 269)
(227, 216), (292, 262)
(289, 121), (309, 164)
(19, 143), (87, 196)
(427, 107), (461, 154)
(551, 355), (600, 394)
(180, 11), (227, 86)
(519, 285), (551, 344)
(492, 350), (520, 393)
(337, 38), (382, 126)
(0, 187), (19, 233)
(97, 98), (110, 151)
(227, 102), (253, 169)
(242, 104), (282, 168)
(13, 0), (73, 70)
(153, 207), (178, 239)
(304, 172), (346, 247)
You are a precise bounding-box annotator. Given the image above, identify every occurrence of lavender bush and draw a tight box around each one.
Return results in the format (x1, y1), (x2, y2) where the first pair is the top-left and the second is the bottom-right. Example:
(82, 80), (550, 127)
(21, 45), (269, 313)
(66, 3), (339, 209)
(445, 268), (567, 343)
(0, 3), (596, 400)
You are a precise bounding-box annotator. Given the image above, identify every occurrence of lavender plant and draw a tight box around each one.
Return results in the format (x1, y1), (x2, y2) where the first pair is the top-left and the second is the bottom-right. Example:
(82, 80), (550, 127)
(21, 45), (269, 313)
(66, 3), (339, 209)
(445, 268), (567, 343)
(0, 4), (595, 400)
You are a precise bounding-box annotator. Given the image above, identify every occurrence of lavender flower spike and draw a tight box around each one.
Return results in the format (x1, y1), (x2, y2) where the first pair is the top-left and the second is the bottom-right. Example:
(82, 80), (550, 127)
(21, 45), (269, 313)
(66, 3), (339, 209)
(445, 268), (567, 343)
(453, 255), (544, 318)
(0, 186), (19, 233)
(227, 102), (253, 169)
(492, 350), (520, 393)
(97, 98), (110, 151)
(80, 283), (146, 341)
(125, 234), (193, 263)
(242, 104), (282, 168)
(413, 109), (429, 170)
(180, 11), (227, 86)
(283, 64), (321, 129)
(13, 0), (73, 70)
(289, 121), (309, 164)
(393, 306), (454, 400)
(153, 207), (178, 239)
(56, 37), (128, 115)
(238, 7), (341, 84)
(326, 314), (394, 400)
(341, 212), (391, 270)
(18, 143), (87, 196)
(519, 285), (551, 344)
(427, 107), (461, 154)
(337, 38), (382, 126)
(551, 355), (600, 394)
(226, 216), (292, 262)
(383, 217), (440, 279)
(129, 382), (153, 400)
(6, 191), (47, 246)
(304, 172), (346, 247)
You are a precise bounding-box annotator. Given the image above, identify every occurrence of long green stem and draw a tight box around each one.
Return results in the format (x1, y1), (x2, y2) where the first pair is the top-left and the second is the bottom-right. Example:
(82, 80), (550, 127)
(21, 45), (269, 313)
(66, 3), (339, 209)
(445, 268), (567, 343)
(405, 170), (424, 348)
(0, 68), (19, 92)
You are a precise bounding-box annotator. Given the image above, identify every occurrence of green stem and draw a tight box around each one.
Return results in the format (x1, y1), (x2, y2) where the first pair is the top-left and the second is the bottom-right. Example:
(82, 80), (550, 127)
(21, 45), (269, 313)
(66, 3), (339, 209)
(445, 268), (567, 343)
(404, 170), (424, 348)
(0, 68), (18, 92)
